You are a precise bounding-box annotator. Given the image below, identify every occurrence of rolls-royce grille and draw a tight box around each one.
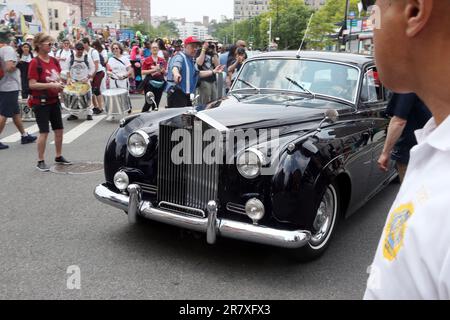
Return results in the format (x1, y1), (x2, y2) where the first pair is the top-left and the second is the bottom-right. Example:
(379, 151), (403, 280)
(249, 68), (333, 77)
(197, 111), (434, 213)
(137, 183), (157, 196)
(157, 120), (219, 216)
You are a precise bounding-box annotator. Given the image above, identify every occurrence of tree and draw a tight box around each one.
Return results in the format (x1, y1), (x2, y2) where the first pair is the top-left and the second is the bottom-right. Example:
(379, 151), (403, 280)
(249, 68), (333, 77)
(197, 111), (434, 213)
(307, 0), (364, 50)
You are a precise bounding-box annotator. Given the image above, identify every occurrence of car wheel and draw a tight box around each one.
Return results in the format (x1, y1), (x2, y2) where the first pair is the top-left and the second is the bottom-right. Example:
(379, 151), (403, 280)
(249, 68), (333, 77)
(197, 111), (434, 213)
(289, 182), (340, 262)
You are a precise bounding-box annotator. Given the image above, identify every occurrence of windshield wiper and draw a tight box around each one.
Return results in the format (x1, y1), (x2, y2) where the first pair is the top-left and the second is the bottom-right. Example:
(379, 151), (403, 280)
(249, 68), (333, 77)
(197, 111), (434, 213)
(236, 79), (261, 93)
(285, 76), (315, 98)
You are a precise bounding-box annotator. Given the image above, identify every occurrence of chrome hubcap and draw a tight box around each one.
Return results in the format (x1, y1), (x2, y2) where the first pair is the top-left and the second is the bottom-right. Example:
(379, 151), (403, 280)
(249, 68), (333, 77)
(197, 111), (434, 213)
(310, 186), (337, 249)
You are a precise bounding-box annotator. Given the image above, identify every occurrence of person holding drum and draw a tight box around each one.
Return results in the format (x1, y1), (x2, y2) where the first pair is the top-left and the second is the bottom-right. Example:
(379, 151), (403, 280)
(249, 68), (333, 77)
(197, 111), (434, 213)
(106, 42), (133, 91)
(28, 32), (71, 172)
(66, 42), (96, 121)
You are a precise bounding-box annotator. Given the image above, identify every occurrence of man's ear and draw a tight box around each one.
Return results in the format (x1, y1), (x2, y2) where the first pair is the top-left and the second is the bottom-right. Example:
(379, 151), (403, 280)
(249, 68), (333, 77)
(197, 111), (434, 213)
(405, 0), (434, 37)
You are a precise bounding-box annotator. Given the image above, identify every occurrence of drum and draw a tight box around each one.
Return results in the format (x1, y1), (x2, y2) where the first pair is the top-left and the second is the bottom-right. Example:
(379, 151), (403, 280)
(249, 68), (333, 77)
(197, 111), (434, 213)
(62, 83), (92, 112)
(103, 88), (131, 117)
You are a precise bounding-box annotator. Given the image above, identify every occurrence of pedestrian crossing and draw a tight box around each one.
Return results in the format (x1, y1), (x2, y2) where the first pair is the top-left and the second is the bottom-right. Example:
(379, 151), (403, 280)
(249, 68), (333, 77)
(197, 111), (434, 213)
(51, 115), (106, 145)
(1, 114), (114, 145)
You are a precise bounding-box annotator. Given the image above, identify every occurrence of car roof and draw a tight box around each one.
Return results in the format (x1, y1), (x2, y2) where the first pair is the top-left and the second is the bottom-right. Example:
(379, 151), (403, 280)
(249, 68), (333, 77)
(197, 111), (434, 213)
(251, 50), (373, 67)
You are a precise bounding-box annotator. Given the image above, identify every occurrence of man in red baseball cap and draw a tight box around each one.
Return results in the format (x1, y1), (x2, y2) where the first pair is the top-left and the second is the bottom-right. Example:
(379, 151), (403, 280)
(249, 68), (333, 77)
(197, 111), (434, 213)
(184, 36), (202, 47)
(165, 36), (223, 108)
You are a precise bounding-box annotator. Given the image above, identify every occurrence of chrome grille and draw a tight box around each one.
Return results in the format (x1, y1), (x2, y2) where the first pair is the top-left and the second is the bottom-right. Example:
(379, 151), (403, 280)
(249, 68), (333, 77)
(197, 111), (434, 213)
(157, 120), (219, 215)
(137, 183), (157, 196)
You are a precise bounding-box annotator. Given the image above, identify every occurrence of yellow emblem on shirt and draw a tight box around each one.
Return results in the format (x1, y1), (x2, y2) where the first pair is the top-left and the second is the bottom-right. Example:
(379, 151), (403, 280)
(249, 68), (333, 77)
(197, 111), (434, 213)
(383, 203), (414, 261)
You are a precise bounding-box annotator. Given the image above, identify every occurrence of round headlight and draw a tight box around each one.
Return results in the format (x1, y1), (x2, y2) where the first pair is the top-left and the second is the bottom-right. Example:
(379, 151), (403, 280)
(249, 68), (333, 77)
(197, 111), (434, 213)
(114, 171), (129, 192)
(128, 130), (149, 158)
(237, 149), (263, 179)
(245, 198), (265, 224)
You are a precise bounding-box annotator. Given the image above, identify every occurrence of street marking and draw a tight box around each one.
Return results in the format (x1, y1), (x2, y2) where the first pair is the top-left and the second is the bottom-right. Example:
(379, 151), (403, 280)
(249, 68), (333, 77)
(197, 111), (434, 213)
(1, 115), (68, 143)
(52, 115), (107, 145)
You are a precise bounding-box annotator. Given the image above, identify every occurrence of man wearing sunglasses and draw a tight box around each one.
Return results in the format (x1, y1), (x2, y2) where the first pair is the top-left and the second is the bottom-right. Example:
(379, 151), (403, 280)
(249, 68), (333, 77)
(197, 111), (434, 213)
(66, 42), (95, 121)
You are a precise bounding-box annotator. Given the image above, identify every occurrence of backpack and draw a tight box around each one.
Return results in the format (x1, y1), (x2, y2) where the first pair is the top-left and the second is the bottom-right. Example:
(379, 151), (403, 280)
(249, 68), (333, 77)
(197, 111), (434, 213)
(90, 49), (106, 68)
(99, 52), (106, 68)
(70, 52), (89, 69)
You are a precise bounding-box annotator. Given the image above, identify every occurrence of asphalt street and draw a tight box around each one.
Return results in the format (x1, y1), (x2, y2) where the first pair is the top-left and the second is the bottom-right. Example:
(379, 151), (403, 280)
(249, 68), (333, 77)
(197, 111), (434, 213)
(0, 95), (400, 300)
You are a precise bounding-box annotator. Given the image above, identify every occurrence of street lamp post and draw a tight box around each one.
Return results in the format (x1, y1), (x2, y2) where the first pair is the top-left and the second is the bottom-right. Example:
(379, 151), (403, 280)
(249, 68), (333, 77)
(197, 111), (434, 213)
(340, 0), (350, 52)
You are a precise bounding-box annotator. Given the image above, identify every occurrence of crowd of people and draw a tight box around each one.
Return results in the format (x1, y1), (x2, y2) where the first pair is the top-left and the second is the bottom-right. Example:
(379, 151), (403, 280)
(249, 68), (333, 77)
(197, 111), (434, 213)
(0, 25), (250, 170)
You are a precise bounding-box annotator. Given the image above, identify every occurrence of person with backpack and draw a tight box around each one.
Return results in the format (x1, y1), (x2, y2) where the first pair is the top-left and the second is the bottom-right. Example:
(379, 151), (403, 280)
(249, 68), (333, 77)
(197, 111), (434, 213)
(91, 40), (107, 114)
(0, 25), (37, 150)
(55, 39), (73, 74)
(66, 42), (95, 121)
(82, 38), (105, 116)
(28, 32), (70, 171)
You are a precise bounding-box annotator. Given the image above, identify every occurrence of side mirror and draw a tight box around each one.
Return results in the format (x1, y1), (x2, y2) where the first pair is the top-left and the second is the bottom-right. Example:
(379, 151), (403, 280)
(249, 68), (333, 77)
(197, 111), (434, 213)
(316, 109), (339, 133)
(324, 109), (339, 124)
(145, 92), (156, 106)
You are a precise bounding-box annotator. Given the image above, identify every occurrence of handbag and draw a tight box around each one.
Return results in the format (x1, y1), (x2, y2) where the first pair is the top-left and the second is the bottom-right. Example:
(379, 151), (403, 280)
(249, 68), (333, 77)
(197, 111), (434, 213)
(149, 79), (165, 89)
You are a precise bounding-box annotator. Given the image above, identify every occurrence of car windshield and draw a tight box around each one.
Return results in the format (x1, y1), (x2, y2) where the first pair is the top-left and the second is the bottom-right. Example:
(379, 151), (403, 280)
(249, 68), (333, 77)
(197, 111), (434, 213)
(232, 58), (360, 103)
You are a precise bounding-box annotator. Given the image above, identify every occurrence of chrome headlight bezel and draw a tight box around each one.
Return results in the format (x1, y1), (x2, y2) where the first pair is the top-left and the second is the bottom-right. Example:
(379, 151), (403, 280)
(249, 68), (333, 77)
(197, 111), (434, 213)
(236, 148), (265, 179)
(127, 130), (150, 158)
(245, 198), (265, 223)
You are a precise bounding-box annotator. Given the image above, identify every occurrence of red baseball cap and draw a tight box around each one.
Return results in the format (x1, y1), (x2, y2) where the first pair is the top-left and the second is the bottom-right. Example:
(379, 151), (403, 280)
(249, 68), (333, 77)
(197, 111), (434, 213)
(184, 36), (202, 46)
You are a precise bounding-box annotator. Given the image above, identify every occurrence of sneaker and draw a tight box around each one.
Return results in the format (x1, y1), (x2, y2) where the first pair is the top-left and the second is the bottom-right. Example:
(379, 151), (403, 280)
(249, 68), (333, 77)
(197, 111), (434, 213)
(0, 142), (9, 150)
(67, 115), (79, 121)
(21, 134), (37, 145)
(86, 115), (93, 121)
(93, 108), (104, 115)
(55, 156), (72, 165)
(36, 161), (50, 172)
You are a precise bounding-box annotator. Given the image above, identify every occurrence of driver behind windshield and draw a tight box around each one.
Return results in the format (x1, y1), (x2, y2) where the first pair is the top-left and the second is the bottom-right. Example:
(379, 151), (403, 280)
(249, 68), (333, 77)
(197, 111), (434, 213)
(329, 67), (352, 101)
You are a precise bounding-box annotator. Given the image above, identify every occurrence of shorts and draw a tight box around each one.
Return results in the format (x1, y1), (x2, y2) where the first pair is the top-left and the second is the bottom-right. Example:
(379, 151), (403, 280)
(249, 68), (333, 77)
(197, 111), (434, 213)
(0, 91), (20, 118)
(92, 71), (105, 96)
(34, 102), (64, 134)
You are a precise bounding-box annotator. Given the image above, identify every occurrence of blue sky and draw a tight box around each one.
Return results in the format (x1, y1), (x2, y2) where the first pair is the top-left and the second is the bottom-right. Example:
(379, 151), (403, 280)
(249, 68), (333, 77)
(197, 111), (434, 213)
(151, 0), (234, 22)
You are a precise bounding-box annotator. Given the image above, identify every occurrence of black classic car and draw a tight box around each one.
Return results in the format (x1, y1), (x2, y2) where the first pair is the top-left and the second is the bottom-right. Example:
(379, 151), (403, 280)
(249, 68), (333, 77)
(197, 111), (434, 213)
(94, 51), (397, 261)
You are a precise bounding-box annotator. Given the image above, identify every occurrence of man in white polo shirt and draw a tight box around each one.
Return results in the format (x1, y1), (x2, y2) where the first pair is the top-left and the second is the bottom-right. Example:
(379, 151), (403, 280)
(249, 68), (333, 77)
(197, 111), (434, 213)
(364, 0), (450, 299)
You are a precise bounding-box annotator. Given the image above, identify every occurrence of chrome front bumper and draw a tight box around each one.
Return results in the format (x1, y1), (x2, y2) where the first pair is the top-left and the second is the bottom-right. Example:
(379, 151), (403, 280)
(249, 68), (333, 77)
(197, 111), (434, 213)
(94, 184), (311, 249)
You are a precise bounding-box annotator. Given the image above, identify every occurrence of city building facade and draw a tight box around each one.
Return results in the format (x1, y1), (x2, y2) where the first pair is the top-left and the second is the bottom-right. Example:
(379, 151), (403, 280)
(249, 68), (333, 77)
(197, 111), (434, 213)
(234, 0), (270, 21)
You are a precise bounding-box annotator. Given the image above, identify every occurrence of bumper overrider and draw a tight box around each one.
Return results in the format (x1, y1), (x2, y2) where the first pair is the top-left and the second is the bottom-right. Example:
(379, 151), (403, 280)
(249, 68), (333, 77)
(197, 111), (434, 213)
(94, 184), (312, 249)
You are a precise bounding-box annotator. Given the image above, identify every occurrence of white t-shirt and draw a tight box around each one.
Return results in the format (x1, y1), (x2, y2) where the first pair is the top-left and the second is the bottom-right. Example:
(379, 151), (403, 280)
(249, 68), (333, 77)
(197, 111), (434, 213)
(56, 48), (74, 71)
(0, 45), (21, 92)
(107, 55), (131, 89)
(364, 116), (450, 300)
(69, 53), (95, 82)
(87, 47), (105, 73)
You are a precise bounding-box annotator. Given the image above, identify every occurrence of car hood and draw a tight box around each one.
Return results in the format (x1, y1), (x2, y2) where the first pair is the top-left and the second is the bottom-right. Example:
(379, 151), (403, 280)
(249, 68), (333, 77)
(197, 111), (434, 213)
(197, 93), (350, 130)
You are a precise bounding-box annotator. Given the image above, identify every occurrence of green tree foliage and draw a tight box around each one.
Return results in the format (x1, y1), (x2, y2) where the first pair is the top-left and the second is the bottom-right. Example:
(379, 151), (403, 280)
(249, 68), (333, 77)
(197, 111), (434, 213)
(211, 0), (313, 50)
(130, 21), (179, 40)
(308, 0), (363, 49)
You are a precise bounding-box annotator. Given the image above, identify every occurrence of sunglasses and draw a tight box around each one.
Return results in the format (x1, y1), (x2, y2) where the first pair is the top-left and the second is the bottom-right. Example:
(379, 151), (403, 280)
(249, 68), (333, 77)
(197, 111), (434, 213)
(42, 42), (54, 46)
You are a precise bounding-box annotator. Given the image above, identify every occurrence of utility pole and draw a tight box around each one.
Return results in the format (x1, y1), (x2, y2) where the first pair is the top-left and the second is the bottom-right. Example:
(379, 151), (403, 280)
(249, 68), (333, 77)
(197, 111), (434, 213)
(340, 0), (350, 52)
(268, 17), (272, 51)
(80, 0), (83, 21)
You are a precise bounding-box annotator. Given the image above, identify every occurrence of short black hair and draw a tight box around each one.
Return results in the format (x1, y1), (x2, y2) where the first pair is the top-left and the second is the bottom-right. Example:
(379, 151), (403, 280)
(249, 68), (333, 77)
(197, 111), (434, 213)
(81, 37), (90, 45)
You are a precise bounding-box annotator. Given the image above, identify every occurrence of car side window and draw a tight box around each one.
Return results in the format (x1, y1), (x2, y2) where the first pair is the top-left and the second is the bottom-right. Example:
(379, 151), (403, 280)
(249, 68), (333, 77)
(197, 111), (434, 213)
(360, 67), (383, 103)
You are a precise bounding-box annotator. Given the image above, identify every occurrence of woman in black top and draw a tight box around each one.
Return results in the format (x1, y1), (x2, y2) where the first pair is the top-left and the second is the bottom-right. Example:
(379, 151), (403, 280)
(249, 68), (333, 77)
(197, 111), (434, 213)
(16, 42), (33, 99)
